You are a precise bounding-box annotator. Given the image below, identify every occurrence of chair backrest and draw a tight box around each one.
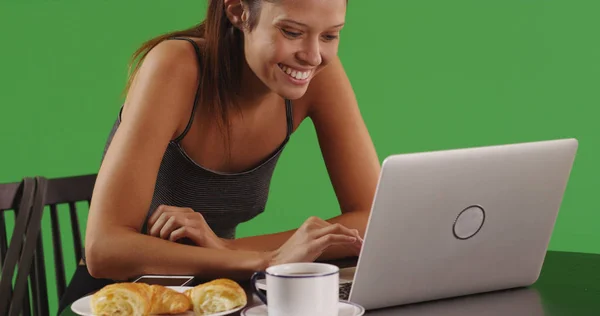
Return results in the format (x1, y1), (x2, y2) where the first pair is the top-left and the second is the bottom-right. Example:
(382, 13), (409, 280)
(0, 174), (97, 316)
(38, 174), (96, 309)
(0, 177), (46, 316)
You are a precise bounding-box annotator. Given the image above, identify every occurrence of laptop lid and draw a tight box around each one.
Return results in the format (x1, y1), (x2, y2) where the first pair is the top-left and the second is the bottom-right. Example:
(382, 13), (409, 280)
(348, 138), (578, 310)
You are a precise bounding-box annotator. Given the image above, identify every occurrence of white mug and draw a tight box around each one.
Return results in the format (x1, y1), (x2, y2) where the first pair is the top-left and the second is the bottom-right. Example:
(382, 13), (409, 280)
(251, 262), (339, 316)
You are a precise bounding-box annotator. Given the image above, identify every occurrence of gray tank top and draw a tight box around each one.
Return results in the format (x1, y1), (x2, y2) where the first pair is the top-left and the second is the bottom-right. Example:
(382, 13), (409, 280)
(101, 37), (293, 240)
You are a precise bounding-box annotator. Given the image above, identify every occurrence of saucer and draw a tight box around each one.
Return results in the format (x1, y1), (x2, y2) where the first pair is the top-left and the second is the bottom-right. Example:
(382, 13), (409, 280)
(241, 300), (365, 316)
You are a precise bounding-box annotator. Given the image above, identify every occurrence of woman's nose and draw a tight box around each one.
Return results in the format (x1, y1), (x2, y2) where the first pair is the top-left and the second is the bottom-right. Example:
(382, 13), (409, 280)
(296, 38), (322, 67)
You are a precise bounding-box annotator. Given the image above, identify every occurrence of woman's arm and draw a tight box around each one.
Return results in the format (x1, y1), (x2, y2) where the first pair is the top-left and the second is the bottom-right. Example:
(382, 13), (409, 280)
(85, 40), (273, 280)
(228, 56), (380, 260)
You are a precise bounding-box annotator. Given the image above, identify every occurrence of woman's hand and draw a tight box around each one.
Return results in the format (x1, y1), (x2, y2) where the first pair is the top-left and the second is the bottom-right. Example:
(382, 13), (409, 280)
(307, 216), (364, 257)
(146, 205), (229, 250)
(269, 216), (363, 266)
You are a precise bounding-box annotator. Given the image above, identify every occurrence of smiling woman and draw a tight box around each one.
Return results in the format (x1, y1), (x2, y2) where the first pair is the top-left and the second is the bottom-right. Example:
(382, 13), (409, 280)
(60, 0), (380, 312)
(242, 0), (347, 98)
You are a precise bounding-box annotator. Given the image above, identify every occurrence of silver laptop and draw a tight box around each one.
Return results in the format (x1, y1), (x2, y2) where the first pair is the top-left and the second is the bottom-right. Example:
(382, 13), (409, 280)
(260, 138), (578, 311)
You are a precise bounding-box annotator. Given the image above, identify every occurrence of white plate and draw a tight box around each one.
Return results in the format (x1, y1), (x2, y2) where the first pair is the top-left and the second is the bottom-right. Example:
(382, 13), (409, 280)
(241, 300), (365, 316)
(71, 286), (246, 316)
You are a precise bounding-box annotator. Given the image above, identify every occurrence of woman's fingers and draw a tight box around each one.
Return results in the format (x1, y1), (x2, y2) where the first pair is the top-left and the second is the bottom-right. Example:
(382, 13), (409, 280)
(147, 205), (171, 228)
(148, 205), (193, 228)
(169, 226), (201, 245)
(312, 223), (358, 240)
(149, 212), (171, 237)
(305, 217), (363, 243)
(313, 223), (363, 256)
(159, 216), (179, 240)
(148, 206), (196, 236)
(169, 226), (187, 242)
(312, 234), (357, 252)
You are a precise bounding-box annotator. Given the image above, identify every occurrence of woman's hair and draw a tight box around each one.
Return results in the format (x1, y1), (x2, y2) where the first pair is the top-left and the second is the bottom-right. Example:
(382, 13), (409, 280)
(125, 0), (269, 156)
(124, 0), (346, 156)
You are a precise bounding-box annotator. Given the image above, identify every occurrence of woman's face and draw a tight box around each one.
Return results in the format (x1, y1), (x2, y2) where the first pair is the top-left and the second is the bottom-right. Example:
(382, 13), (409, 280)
(242, 0), (347, 100)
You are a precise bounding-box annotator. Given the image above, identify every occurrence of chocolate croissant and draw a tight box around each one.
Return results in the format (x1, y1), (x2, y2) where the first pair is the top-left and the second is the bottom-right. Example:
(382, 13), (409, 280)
(91, 283), (191, 315)
(185, 279), (247, 315)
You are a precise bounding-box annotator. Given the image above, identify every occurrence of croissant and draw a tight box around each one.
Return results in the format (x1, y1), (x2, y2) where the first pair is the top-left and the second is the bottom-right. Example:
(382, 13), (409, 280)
(91, 283), (153, 316)
(149, 284), (192, 314)
(185, 279), (247, 315)
(91, 283), (191, 316)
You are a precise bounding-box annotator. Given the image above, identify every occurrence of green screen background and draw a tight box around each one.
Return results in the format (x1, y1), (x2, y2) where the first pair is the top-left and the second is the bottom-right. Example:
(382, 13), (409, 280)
(1, 1), (598, 314)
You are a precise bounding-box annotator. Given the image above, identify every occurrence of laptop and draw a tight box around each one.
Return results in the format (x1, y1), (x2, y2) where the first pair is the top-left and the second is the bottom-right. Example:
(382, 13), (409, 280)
(258, 138), (578, 311)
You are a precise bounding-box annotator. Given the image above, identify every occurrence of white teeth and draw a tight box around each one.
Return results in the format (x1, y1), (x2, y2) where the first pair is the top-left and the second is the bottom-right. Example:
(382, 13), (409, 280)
(280, 64), (311, 81)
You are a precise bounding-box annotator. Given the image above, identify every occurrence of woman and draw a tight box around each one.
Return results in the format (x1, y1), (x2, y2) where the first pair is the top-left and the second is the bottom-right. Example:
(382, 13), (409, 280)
(85, 0), (379, 284)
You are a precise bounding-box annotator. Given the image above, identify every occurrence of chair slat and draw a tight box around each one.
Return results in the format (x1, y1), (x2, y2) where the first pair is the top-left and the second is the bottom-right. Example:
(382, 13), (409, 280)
(0, 212), (7, 270)
(22, 285), (31, 316)
(31, 241), (49, 316)
(49, 204), (67, 300)
(68, 202), (83, 264)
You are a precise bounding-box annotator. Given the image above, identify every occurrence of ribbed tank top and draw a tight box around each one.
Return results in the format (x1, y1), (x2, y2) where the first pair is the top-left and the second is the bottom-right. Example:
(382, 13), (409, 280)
(101, 37), (293, 240)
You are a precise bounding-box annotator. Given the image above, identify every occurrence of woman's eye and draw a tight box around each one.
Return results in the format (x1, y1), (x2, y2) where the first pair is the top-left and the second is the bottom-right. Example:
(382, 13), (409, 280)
(322, 34), (339, 41)
(282, 29), (302, 38)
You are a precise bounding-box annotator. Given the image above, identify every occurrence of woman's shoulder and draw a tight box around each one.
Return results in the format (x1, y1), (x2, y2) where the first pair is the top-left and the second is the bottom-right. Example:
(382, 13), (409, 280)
(120, 38), (206, 138)
(141, 37), (204, 78)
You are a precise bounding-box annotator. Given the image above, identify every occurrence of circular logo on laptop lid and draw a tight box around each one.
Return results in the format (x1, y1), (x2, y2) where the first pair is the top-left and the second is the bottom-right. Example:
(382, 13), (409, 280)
(453, 205), (485, 240)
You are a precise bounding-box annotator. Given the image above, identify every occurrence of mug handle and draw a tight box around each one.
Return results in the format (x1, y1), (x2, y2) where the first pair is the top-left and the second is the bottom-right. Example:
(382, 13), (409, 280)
(250, 271), (268, 305)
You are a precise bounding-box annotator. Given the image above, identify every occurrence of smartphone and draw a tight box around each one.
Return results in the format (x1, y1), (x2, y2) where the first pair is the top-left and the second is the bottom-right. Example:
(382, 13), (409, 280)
(133, 275), (195, 287)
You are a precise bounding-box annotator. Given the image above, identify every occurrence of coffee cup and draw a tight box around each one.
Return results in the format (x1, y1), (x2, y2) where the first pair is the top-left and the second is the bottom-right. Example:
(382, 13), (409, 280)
(250, 262), (339, 316)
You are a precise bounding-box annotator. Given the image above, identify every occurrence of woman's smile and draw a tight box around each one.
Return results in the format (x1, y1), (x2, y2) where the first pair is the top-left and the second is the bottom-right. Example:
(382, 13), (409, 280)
(278, 63), (313, 85)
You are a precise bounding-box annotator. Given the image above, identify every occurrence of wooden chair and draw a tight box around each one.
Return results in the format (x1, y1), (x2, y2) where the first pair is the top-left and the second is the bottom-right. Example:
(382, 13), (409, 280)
(41, 174), (97, 303)
(0, 177), (47, 316)
(0, 174), (98, 316)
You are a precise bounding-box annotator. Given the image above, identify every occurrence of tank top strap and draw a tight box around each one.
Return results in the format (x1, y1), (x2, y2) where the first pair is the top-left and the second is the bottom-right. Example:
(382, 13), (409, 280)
(168, 37), (202, 143)
(169, 36), (202, 68)
(285, 99), (294, 137)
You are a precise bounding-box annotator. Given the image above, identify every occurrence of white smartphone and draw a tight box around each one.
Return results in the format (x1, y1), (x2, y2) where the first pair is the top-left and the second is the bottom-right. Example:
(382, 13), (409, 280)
(133, 275), (195, 287)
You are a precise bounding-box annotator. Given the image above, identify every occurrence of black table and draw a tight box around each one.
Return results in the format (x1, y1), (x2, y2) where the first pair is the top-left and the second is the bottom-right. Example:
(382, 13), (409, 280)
(61, 251), (600, 315)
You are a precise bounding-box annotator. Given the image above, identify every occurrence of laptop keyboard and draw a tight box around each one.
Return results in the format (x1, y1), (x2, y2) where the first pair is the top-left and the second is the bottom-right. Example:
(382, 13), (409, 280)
(339, 282), (353, 301)
(338, 266), (356, 301)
